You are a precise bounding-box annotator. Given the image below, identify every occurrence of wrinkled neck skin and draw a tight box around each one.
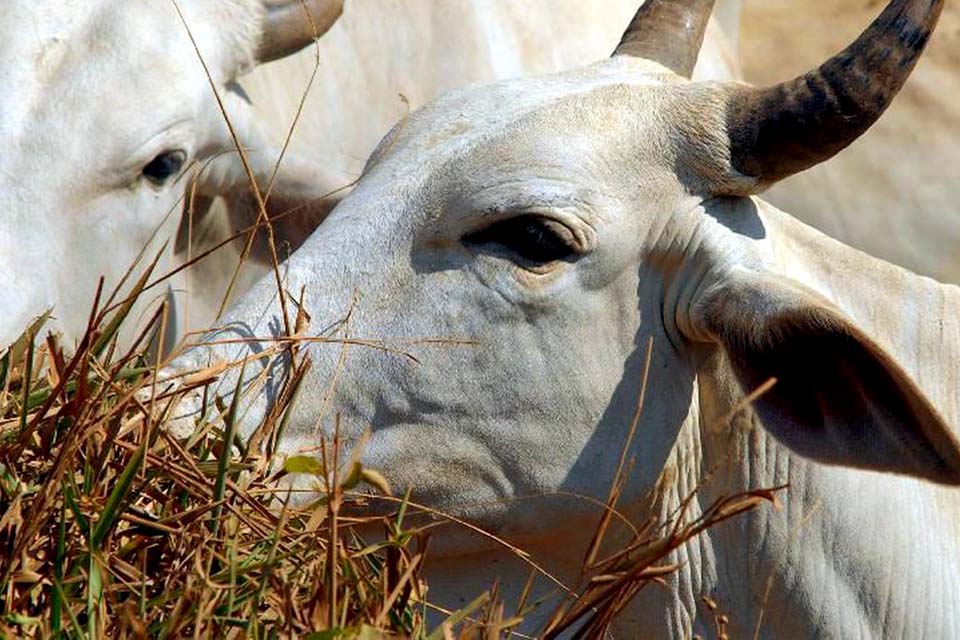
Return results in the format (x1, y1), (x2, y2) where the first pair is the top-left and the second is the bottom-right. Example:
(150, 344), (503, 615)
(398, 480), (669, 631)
(428, 197), (960, 638)
(670, 198), (960, 639)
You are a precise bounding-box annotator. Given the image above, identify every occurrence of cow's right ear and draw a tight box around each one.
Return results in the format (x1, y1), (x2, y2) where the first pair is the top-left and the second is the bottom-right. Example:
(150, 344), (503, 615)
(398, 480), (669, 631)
(688, 269), (960, 485)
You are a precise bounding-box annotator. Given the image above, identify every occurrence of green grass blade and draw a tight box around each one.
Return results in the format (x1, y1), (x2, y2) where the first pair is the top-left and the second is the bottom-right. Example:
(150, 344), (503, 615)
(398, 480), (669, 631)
(51, 501), (67, 634)
(0, 352), (8, 393)
(63, 478), (90, 545)
(90, 434), (149, 549)
(52, 577), (86, 640)
(86, 554), (103, 639)
(211, 362), (246, 536)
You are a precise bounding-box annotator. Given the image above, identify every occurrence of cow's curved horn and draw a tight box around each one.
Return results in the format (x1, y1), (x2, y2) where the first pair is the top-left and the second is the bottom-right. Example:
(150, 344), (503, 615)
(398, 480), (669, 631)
(257, 0), (344, 63)
(613, 0), (717, 77)
(725, 0), (943, 188)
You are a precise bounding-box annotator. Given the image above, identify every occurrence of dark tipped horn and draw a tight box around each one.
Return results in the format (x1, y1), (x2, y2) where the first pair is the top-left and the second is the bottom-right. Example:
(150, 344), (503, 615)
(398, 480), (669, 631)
(613, 0), (717, 77)
(726, 0), (943, 189)
(257, 0), (344, 63)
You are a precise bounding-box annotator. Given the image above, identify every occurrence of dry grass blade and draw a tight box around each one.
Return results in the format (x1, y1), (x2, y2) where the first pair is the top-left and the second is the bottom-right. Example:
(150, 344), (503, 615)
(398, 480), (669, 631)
(541, 486), (786, 638)
(170, 0), (293, 337)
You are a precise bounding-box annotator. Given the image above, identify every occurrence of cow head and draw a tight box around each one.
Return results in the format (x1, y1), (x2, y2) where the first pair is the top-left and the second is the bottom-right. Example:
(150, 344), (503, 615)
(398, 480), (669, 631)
(0, 0), (343, 347)
(174, 0), (960, 546)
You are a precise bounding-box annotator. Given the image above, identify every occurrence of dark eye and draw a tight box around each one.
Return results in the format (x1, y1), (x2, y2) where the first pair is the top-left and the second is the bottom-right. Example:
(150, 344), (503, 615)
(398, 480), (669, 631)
(142, 150), (186, 185)
(463, 215), (577, 265)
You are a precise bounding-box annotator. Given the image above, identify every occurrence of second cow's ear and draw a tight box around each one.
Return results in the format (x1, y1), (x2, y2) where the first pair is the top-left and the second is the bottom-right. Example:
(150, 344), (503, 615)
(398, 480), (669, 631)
(183, 149), (349, 265)
(216, 153), (346, 264)
(688, 268), (960, 485)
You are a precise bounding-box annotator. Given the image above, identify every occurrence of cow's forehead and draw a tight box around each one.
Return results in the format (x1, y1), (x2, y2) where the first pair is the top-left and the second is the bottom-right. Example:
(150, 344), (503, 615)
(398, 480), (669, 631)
(328, 59), (693, 254)
(372, 58), (677, 179)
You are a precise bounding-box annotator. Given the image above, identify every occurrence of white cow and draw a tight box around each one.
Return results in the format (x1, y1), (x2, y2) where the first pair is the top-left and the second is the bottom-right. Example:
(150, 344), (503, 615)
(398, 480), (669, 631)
(0, 0), (344, 348)
(170, 0), (960, 637)
(184, 0), (744, 333)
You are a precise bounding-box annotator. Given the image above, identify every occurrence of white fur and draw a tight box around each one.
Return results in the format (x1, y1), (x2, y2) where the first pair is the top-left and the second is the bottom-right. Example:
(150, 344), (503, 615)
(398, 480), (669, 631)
(0, 0), (742, 350)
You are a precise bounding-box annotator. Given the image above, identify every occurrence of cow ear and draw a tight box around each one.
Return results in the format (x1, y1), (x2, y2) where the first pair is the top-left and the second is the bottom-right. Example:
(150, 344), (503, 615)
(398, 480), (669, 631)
(188, 150), (349, 265)
(690, 270), (960, 485)
(217, 159), (345, 264)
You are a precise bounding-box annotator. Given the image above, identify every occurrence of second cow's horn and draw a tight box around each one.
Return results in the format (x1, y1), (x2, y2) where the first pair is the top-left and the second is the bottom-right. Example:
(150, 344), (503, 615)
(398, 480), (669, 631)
(613, 0), (718, 78)
(258, 0), (344, 63)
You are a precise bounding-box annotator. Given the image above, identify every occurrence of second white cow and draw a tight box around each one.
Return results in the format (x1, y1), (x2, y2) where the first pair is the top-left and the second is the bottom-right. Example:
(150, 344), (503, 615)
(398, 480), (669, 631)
(0, 0), (344, 348)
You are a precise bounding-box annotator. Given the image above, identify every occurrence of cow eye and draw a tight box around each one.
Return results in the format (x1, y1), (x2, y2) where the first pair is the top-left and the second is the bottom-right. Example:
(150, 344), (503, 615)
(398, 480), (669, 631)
(142, 150), (186, 185)
(463, 215), (577, 265)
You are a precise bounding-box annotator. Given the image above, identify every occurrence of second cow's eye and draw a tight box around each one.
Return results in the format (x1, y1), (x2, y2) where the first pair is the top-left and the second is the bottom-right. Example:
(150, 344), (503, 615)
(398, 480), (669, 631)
(463, 215), (577, 265)
(142, 150), (187, 186)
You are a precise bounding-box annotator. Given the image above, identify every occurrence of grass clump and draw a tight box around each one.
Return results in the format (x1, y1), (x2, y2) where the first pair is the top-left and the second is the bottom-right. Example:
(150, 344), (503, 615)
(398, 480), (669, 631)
(0, 267), (779, 638)
(0, 272), (436, 638)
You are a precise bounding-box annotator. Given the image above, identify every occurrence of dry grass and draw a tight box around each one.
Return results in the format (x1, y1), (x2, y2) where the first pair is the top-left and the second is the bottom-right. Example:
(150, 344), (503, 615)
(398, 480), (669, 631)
(0, 258), (780, 639)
